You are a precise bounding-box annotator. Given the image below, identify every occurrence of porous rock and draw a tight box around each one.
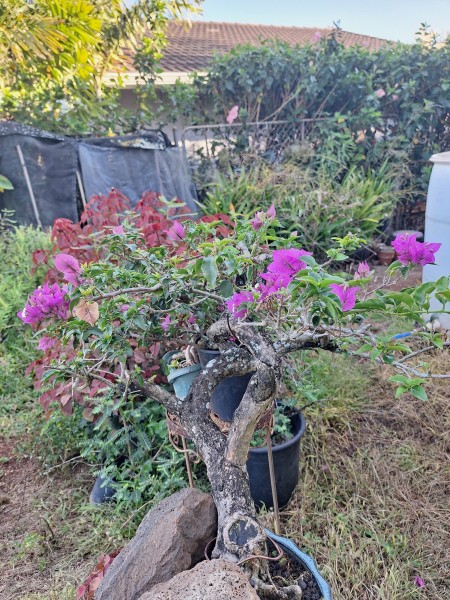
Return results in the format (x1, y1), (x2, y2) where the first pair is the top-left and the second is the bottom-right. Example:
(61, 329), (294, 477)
(95, 488), (217, 600)
(139, 558), (260, 600)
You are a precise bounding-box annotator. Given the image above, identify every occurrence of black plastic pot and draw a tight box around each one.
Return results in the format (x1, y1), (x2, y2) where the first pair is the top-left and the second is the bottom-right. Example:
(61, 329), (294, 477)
(247, 412), (306, 510)
(89, 473), (116, 505)
(197, 348), (253, 422)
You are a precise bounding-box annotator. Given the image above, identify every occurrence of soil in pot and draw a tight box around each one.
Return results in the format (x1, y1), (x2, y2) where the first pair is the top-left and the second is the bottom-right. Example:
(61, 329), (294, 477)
(247, 411), (306, 510)
(267, 540), (324, 600)
(198, 348), (253, 421)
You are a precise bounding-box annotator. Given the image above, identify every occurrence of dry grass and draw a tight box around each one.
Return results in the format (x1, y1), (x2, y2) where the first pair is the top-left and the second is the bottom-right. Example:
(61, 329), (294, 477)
(263, 352), (450, 599)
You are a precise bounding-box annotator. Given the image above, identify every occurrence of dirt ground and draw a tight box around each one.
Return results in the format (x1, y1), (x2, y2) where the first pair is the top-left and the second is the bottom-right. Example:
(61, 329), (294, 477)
(0, 437), (94, 600)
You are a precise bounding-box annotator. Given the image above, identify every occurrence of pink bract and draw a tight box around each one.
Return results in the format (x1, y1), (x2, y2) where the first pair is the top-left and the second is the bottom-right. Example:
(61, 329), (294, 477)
(391, 234), (441, 266)
(112, 225), (125, 235)
(329, 284), (360, 312)
(37, 336), (57, 351)
(268, 248), (311, 277)
(166, 221), (185, 242)
(226, 105), (239, 124)
(54, 253), (82, 287)
(354, 261), (371, 279)
(226, 291), (254, 319)
(161, 315), (171, 331)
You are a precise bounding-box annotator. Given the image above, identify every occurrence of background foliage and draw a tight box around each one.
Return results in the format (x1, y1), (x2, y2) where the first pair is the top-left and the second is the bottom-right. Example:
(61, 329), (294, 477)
(169, 28), (450, 221)
(0, 0), (203, 135)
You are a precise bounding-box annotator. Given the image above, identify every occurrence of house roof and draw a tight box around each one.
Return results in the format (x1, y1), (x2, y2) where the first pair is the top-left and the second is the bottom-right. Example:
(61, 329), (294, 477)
(158, 21), (390, 73)
(110, 21), (391, 87)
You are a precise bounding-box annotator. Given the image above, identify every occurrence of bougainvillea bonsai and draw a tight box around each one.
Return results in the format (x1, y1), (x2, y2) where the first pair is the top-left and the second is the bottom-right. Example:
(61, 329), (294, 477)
(20, 200), (449, 598)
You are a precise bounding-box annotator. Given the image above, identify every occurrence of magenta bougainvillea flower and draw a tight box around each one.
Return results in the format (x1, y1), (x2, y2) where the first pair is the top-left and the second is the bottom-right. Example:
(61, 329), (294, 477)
(226, 291), (254, 318)
(413, 576), (425, 588)
(18, 283), (69, 324)
(112, 224), (124, 235)
(166, 221), (185, 242)
(161, 314), (171, 331)
(268, 248), (311, 277)
(354, 261), (371, 279)
(257, 248), (311, 301)
(391, 234), (441, 266)
(375, 88), (386, 98)
(226, 105), (239, 124)
(250, 204), (277, 231)
(54, 253), (81, 287)
(37, 336), (57, 351)
(329, 284), (360, 311)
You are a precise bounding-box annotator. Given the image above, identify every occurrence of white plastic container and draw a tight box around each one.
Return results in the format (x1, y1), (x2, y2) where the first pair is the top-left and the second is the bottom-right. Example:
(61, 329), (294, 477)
(423, 151), (450, 329)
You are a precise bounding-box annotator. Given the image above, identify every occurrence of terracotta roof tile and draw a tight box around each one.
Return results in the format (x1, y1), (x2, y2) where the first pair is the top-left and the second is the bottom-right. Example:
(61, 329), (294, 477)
(155, 21), (391, 73)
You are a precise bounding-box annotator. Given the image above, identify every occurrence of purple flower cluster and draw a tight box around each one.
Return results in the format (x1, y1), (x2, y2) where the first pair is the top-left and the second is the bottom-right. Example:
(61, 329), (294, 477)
(226, 247), (311, 318)
(391, 234), (441, 267)
(225, 291), (255, 319)
(18, 283), (69, 324)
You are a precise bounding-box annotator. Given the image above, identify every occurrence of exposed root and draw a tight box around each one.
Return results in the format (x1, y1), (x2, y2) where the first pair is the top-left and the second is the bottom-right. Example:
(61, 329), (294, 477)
(251, 575), (303, 599)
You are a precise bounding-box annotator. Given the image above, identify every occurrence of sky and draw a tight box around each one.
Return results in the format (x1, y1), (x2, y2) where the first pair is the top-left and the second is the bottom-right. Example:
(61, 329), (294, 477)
(190, 0), (450, 43)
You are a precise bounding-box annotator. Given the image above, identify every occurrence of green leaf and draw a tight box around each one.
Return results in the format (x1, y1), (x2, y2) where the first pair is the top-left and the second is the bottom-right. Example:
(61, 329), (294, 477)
(409, 386), (428, 401)
(354, 299), (386, 310)
(389, 374), (410, 384)
(201, 256), (218, 289)
(219, 280), (234, 298)
(0, 175), (13, 191)
(395, 386), (407, 398)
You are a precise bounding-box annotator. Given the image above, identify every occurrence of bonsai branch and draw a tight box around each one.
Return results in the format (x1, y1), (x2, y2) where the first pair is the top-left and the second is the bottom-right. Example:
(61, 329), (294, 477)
(226, 363), (276, 466)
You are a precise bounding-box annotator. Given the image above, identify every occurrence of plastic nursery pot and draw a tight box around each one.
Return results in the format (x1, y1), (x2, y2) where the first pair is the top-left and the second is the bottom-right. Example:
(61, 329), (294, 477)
(162, 350), (202, 400)
(197, 348), (253, 422)
(247, 412), (306, 510)
(265, 529), (333, 600)
(89, 473), (116, 506)
(167, 363), (201, 400)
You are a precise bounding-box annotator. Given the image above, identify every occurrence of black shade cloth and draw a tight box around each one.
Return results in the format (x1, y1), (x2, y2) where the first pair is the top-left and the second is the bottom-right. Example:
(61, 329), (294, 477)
(0, 121), (198, 227)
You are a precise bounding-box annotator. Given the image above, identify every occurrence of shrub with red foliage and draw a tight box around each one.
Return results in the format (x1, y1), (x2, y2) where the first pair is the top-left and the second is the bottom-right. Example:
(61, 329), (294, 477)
(28, 189), (191, 417)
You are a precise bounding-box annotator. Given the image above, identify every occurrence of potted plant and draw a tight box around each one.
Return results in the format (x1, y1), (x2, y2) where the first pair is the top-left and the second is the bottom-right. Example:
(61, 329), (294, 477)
(162, 349), (201, 400)
(248, 402), (306, 510)
(20, 205), (447, 598)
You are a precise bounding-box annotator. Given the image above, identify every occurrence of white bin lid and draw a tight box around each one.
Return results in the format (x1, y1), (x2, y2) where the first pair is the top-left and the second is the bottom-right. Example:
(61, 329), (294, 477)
(430, 151), (450, 164)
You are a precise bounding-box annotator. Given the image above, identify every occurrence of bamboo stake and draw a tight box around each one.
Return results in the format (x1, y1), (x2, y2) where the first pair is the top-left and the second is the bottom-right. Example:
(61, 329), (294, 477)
(181, 436), (195, 488)
(16, 144), (42, 229)
(266, 427), (281, 535)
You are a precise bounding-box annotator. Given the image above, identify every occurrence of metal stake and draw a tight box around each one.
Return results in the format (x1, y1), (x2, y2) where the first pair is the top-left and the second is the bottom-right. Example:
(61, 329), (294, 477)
(266, 427), (281, 535)
(181, 435), (194, 488)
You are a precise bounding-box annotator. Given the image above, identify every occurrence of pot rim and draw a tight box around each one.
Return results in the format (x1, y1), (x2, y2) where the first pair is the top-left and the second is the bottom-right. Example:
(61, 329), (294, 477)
(249, 412), (306, 454)
(167, 363), (201, 383)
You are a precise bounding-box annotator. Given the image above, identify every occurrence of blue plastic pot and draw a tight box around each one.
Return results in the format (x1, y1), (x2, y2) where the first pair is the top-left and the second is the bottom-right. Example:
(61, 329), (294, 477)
(265, 529), (333, 600)
(167, 363), (201, 399)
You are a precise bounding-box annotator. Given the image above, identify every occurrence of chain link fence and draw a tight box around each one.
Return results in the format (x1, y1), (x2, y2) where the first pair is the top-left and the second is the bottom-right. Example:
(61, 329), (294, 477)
(180, 118), (425, 232)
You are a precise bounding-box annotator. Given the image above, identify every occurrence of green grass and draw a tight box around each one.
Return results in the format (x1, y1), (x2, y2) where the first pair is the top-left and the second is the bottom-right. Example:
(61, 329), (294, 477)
(262, 351), (449, 599)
